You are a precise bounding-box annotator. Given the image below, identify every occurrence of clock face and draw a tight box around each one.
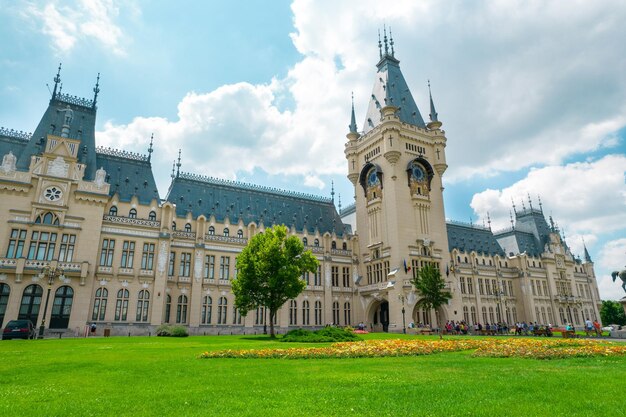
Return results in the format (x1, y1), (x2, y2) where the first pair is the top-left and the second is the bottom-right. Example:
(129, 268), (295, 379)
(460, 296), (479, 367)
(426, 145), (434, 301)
(412, 164), (425, 181)
(44, 186), (62, 202)
(367, 169), (379, 186)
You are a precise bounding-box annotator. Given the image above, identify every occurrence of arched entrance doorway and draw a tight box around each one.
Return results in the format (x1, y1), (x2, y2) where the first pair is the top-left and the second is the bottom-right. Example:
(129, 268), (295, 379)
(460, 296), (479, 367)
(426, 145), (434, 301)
(18, 284), (43, 325)
(50, 286), (73, 329)
(371, 300), (390, 332)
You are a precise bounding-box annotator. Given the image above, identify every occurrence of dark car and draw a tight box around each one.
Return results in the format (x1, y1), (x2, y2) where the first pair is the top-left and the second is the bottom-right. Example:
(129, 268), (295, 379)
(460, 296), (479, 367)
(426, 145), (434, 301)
(2, 320), (36, 340)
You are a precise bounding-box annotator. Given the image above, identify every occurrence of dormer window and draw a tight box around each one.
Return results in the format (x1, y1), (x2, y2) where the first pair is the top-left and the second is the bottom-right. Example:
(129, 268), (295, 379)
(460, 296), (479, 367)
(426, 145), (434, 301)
(342, 242), (347, 250)
(314, 239), (319, 247)
(237, 229), (243, 238)
(223, 228), (229, 237)
(303, 237), (308, 246)
(172, 222), (177, 231)
(129, 209), (137, 219)
(331, 241), (337, 249)
(184, 223), (191, 232)
(148, 211), (156, 221)
(109, 206), (118, 216)
(208, 226), (215, 236)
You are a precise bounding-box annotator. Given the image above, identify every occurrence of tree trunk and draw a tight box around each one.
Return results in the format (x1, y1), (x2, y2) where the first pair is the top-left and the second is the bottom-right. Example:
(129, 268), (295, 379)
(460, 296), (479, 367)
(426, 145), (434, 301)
(269, 310), (276, 338)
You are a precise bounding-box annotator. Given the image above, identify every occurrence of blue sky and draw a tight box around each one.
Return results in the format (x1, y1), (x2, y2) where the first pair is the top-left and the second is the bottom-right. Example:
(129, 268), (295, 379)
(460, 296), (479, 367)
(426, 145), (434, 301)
(1, 0), (625, 299)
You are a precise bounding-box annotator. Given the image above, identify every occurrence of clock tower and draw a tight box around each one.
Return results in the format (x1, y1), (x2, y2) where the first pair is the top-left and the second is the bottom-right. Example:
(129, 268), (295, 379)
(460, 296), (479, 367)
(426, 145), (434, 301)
(345, 31), (457, 331)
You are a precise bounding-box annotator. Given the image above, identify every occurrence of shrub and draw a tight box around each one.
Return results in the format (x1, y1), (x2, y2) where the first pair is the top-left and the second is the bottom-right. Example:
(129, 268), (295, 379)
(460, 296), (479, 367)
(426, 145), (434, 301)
(281, 327), (361, 343)
(156, 324), (172, 336)
(156, 325), (189, 337)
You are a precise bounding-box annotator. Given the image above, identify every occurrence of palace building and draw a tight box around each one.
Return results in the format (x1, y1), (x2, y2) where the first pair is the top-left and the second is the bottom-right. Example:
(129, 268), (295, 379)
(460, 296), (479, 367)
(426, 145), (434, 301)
(0, 38), (601, 337)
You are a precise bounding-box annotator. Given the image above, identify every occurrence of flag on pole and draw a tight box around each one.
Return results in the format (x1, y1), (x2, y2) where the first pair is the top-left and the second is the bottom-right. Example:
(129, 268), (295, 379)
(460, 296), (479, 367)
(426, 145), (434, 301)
(404, 259), (411, 273)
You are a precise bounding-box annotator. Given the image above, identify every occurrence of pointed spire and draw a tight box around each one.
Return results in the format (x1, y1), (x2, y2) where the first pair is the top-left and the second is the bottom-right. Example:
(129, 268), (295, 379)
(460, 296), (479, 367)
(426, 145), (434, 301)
(389, 27), (395, 57)
(349, 92), (358, 133)
(92, 73), (100, 109)
(538, 195), (543, 213)
(338, 193), (342, 213)
(52, 63), (62, 100)
(521, 199), (526, 211)
(509, 210), (515, 229)
(176, 149), (181, 178)
(331, 180), (335, 204)
(527, 193), (533, 210)
(511, 198), (517, 215)
(583, 239), (592, 263)
(487, 212), (492, 231)
(148, 133), (154, 162)
(171, 160), (176, 179)
(383, 26), (389, 56)
(428, 80), (438, 122)
(378, 30), (382, 59)
(549, 215), (555, 232)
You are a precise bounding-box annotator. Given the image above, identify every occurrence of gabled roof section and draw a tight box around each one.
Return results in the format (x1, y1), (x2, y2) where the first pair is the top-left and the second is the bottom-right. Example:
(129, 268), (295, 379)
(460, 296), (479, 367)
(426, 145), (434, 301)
(166, 173), (349, 237)
(96, 148), (159, 205)
(362, 32), (426, 133)
(446, 221), (505, 256)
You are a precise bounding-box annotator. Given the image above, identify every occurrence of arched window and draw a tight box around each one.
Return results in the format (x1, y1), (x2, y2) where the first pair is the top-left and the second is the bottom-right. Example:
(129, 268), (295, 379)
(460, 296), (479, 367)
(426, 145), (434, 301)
(289, 300), (297, 326)
(165, 295), (171, 323)
(481, 306), (488, 324)
(223, 228), (229, 237)
(547, 307), (553, 324)
(331, 241), (337, 249)
(342, 242), (347, 250)
(314, 301), (322, 326)
(18, 284), (43, 324)
(184, 223), (191, 232)
(92, 287), (108, 321)
(148, 211), (156, 221)
(50, 286), (73, 329)
(559, 307), (566, 325)
(573, 308), (580, 325)
(464, 256), (468, 263)
(255, 306), (265, 325)
(463, 306), (470, 324)
(470, 306), (477, 325)
(237, 229), (243, 238)
(314, 239), (319, 247)
(302, 300), (310, 326)
(172, 222), (177, 231)
(344, 302), (351, 326)
(136, 290), (150, 322)
(115, 289), (129, 321)
(332, 301), (340, 325)
(303, 237), (308, 246)
(109, 206), (118, 216)
(201, 296), (212, 324)
(488, 306), (495, 324)
(232, 306), (242, 325)
(217, 297), (228, 324)
(0, 284), (10, 327)
(208, 226), (215, 236)
(35, 212), (59, 225)
(458, 256), (461, 263)
(129, 209), (137, 219)
(176, 295), (188, 324)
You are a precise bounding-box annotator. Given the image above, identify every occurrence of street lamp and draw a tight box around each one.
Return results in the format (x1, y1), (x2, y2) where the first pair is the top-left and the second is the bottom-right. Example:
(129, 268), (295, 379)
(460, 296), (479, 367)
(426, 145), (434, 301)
(37, 264), (65, 339)
(398, 294), (406, 334)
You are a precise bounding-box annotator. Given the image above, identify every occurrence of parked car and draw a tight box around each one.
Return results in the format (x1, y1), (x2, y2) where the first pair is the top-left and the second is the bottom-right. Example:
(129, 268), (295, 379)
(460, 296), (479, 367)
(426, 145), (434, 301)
(2, 320), (36, 340)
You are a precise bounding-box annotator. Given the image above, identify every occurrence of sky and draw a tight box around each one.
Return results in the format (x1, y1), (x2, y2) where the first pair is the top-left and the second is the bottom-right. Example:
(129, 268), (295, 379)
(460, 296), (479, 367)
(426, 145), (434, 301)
(1, 0), (625, 300)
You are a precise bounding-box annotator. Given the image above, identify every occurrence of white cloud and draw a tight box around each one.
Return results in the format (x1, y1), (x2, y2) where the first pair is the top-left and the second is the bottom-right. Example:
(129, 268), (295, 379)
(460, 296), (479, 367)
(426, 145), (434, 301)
(22, 0), (126, 55)
(596, 239), (626, 300)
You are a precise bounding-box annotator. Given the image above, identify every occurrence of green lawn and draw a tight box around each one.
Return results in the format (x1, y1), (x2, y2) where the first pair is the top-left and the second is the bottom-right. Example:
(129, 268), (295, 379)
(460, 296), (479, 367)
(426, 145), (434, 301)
(1, 334), (624, 417)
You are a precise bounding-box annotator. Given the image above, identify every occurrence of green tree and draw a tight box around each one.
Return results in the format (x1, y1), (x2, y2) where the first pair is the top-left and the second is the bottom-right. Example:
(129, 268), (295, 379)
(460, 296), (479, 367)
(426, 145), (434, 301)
(600, 300), (626, 326)
(232, 225), (319, 337)
(411, 264), (452, 334)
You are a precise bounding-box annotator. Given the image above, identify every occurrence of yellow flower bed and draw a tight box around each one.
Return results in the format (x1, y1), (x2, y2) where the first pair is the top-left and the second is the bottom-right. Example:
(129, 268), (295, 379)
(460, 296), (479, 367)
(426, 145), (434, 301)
(199, 338), (626, 360)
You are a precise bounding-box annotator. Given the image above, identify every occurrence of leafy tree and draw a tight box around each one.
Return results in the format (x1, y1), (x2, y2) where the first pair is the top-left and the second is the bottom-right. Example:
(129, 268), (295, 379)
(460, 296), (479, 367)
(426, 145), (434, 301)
(232, 225), (319, 337)
(411, 264), (452, 334)
(600, 300), (626, 326)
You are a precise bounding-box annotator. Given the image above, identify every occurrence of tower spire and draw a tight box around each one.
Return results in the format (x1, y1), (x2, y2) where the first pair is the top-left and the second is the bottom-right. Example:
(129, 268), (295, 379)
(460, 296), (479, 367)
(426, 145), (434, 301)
(378, 30), (382, 59)
(52, 63), (62, 100)
(176, 149), (181, 178)
(148, 133), (154, 162)
(338, 193), (342, 213)
(349, 92), (358, 133)
(92, 73), (100, 109)
(583, 239), (592, 263)
(428, 80), (438, 122)
(389, 27), (395, 57)
(538, 195), (543, 213)
(331, 180), (335, 204)
(509, 210), (515, 229)
(511, 197), (517, 215)
(487, 212), (492, 231)
(528, 193), (533, 210)
(383, 26), (389, 56)
(171, 160), (176, 179)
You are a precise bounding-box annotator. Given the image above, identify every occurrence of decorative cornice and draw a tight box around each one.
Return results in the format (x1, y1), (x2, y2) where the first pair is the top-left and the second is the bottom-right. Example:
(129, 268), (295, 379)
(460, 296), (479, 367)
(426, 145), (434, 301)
(96, 147), (150, 162)
(0, 127), (31, 141)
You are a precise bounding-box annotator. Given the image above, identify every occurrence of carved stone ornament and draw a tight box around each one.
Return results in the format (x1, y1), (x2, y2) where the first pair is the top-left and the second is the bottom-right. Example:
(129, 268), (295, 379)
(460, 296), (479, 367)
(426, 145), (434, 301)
(47, 156), (69, 178)
(95, 166), (107, 188)
(1, 151), (16, 174)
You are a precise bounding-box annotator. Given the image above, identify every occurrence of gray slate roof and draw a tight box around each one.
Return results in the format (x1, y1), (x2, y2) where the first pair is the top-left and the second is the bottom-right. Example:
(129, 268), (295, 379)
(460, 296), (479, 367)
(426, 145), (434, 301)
(446, 221), (506, 256)
(96, 149), (160, 205)
(166, 173), (349, 236)
(362, 53), (426, 133)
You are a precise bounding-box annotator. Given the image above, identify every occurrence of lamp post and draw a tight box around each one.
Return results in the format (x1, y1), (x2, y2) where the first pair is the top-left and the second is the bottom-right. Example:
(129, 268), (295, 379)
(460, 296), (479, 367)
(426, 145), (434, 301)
(37, 264), (65, 339)
(398, 294), (406, 334)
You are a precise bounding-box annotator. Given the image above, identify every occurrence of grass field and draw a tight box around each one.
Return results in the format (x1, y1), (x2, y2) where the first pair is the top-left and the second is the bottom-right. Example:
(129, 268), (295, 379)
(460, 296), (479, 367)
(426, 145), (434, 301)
(1, 333), (624, 417)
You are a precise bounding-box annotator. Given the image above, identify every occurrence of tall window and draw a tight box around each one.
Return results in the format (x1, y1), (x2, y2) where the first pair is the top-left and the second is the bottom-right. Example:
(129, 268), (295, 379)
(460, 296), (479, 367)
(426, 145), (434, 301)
(148, 211), (156, 221)
(463, 306), (469, 323)
(115, 289), (129, 321)
(50, 286), (73, 329)
(331, 266), (339, 287)
(58, 234), (76, 262)
(303, 237), (308, 246)
(28, 231), (57, 261)
(204, 255), (215, 279)
(176, 295), (188, 323)
(217, 297), (228, 324)
(255, 306), (265, 325)
(179, 252), (191, 277)
(342, 267), (351, 287)
(344, 302), (351, 326)
(223, 228), (229, 237)
(509, 281), (515, 297)
(201, 296), (212, 324)
(184, 223), (192, 232)
(219, 256), (230, 280)
(332, 301), (340, 325)
(314, 239), (319, 247)
(314, 301), (322, 325)
(108, 206), (117, 216)
(0, 284), (10, 327)
(470, 306), (477, 324)
(92, 287), (108, 321)
(237, 229), (243, 238)
(18, 284), (42, 324)
(482, 306), (488, 324)
(467, 277), (474, 294)
(141, 243), (155, 270)
(120, 241), (135, 268)
(289, 300), (297, 325)
(331, 241), (337, 249)
(488, 306), (495, 323)
(165, 295), (171, 323)
(136, 290), (150, 322)
(302, 271), (310, 285)
(314, 266), (322, 286)
(6, 229), (26, 259)
(99, 239), (115, 266)
(208, 226), (215, 236)
(460, 277), (466, 294)
(302, 300), (310, 325)
(232, 306), (242, 325)
(168, 252), (175, 276)
(172, 222), (177, 231)
(128, 208), (137, 219)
